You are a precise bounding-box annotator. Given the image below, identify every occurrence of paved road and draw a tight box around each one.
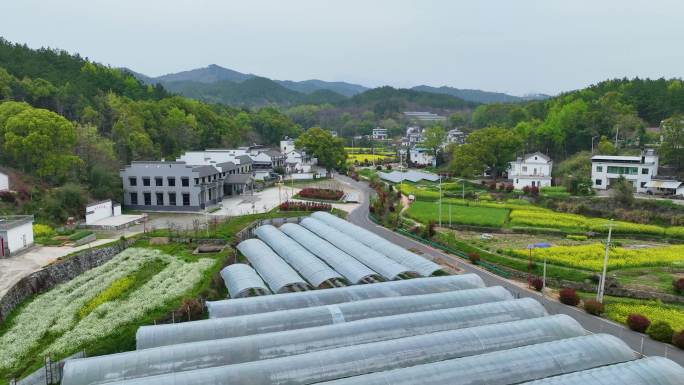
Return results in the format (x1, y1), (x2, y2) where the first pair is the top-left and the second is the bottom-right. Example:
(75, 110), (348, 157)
(336, 174), (684, 366)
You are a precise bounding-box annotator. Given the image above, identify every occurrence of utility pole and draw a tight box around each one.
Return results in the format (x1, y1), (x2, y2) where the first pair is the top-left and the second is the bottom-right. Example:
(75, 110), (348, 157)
(597, 219), (614, 303)
(438, 174), (442, 227)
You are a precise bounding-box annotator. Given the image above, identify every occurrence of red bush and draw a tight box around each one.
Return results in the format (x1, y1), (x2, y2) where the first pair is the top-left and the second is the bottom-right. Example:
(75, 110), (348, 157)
(626, 314), (651, 333)
(673, 278), (684, 294)
(298, 188), (344, 201)
(498, 183), (505, 191)
(558, 288), (580, 306)
(0, 190), (15, 203)
(530, 277), (543, 291)
(488, 181), (497, 190)
(279, 201), (332, 212)
(672, 330), (684, 349)
(467, 252), (480, 264)
(583, 299), (604, 315)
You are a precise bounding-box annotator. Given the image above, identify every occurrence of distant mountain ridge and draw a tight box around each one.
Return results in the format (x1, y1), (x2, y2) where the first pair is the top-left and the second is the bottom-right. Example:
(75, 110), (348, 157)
(129, 64), (545, 107)
(411, 85), (550, 104)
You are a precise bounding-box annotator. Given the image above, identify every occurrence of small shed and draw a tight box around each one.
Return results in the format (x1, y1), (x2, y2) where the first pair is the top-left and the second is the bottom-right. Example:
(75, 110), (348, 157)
(0, 215), (34, 257)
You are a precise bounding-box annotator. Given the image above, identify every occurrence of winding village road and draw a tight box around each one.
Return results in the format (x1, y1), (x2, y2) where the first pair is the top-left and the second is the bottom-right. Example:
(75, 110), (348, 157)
(335, 174), (684, 366)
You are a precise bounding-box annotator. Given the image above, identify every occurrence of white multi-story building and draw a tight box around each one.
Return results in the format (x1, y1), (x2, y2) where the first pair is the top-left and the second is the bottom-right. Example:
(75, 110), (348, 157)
(409, 148), (435, 167)
(0, 172), (8, 191)
(372, 127), (388, 140)
(405, 126), (423, 146)
(508, 152), (553, 189)
(280, 138), (296, 154)
(591, 150), (659, 193)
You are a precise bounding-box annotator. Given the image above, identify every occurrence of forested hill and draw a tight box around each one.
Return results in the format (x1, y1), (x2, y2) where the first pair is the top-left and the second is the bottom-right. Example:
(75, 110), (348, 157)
(0, 38), (301, 222)
(465, 77), (684, 160)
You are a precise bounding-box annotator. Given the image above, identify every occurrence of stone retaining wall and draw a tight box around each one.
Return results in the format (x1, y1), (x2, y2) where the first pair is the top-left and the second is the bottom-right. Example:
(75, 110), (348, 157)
(0, 240), (131, 323)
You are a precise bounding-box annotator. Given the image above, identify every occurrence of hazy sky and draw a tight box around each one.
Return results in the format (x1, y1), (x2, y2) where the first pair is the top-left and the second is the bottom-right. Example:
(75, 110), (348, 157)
(1, 0), (682, 96)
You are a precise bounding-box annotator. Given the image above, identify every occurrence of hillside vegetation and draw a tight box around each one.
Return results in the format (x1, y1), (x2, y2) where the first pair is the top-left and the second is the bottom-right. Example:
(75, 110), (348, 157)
(0, 38), (301, 223)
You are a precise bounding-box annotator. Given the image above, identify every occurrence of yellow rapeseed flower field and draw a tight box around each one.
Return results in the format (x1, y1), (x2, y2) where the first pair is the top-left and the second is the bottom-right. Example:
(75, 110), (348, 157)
(511, 243), (684, 271)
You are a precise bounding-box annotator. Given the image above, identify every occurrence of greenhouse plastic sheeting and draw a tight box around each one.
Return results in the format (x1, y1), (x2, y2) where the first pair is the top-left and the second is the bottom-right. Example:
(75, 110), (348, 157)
(311, 211), (441, 276)
(136, 286), (512, 349)
(62, 298), (546, 385)
(207, 274), (485, 318)
(300, 217), (414, 279)
(521, 356), (684, 385)
(317, 334), (639, 385)
(108, 315), (584, 385)
(254, 225), (343, 287)
(220, 264), (271, 298)
(236, 238), (307, 293)
(280, 223), (378, 283)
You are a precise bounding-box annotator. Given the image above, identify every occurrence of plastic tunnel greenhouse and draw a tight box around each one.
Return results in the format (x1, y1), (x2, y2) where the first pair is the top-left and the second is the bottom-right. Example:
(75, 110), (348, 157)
(236, 238), (308, 293)
(207, 274), (484, 318)
(315, 334), (639, 385)
(311, 211), (441, 276)
(521, 356), (684, 385)
(105, 315), (586, 385)
(62, 299), (546, 385)
(254, 224), (343, 287)
(220, 264), (271, 298)
(300, 217), (414, 279)
(136, 286), (512, 349)
(279, 223), (379, 284)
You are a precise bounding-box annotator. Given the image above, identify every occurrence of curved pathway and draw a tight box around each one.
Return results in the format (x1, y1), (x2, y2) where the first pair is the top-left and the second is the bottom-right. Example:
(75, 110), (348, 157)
(336, 174), (684, 366)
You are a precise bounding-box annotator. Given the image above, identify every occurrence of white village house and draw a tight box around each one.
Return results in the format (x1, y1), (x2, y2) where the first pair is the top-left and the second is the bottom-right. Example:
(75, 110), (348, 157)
(591, 150), (658, 193)
(0, 215), (34, 257)
(409, 147), (435, 167)
(0, 171), (8, 191)
(508, 152), (553, 190)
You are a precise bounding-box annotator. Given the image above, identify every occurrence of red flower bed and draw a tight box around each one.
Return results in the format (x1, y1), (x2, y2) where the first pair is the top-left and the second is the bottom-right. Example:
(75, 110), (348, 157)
(280, 201), (332, 212)
(298, 188), (344, 201)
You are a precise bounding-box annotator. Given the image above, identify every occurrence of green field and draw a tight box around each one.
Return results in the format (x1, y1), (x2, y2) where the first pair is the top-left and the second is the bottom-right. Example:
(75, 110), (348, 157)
(405, 201), (509, 227)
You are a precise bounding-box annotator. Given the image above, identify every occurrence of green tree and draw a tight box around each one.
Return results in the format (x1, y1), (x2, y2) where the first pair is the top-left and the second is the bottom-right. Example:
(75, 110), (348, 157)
(450, 127), (522, 179)
(612, 175), (634, 206)
(448, 112), (466, 128)
(597, 135), (617, 155)
(660, 115), (684, 171)
(295, 127), (347, 172)
(0, 103), (82, 181)
(420, 125), (447, 159)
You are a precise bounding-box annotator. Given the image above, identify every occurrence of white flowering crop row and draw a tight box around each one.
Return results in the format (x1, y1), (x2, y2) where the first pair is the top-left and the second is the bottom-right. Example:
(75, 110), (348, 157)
(0, 248), (214, 374)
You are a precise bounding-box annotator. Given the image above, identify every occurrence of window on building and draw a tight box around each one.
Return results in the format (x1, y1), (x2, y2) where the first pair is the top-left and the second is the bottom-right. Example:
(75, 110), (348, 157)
(130, 192), (138, 205)
(640, 182), (647, 188)
(606, 166), (638, 175)
(595, 179), (602, 186)
(195, 178), (199, 185)
(142, 177), (150, 186)
(181, 177), (189, 187)
(169, 192), (177, 206)
(155, 177), (163, 186)
(143, 192), (151, 205)
(208, 189), (213, 200)
(129, 177), (137, 186)
(182, 193), (190, 206)
(596, 166), (603, 172)
(641, 168), (649, 175)
(522, 166), (527, 172)
(167, 177), (176, 187)
(155, 192), (164, 206)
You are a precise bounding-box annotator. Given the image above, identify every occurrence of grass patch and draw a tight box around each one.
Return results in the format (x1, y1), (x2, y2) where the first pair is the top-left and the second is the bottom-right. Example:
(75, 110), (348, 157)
(68, 230), (93, 241)
(406, 201), (509, 227)
(578, 293), (684, 332)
